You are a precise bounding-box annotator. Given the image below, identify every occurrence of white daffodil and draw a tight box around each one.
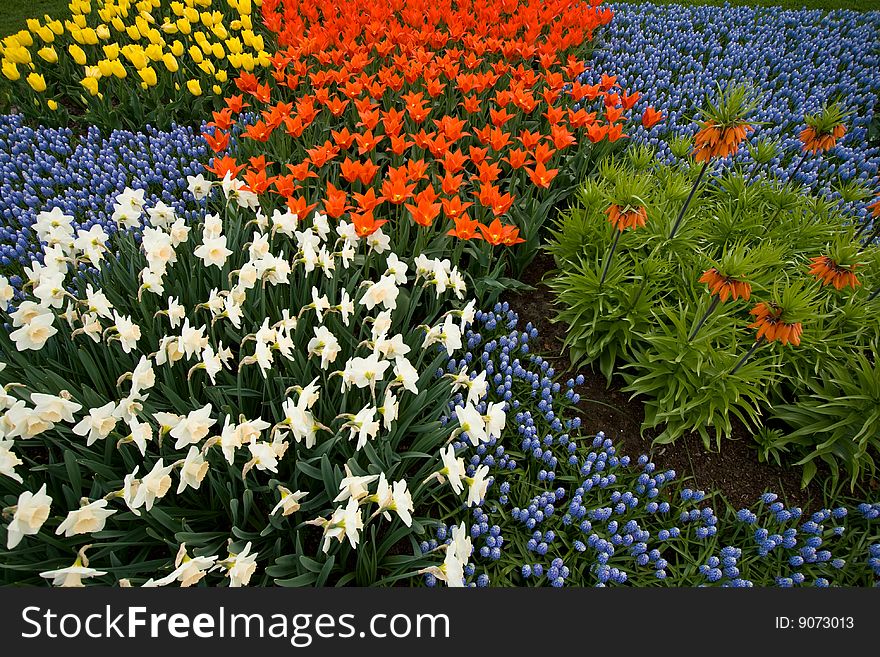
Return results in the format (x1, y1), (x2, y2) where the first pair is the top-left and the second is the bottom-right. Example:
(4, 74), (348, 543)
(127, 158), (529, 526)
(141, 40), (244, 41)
(120, 417), (153, 455)
(340, 353), (389, 396)
(164, 296), (186, 329)
(55, 498), (116, 537)
(203, 213), (224, 240)
(465, 465), (491, 507)
(84, 284), (114, 319)
(187, 173), (212, 200)
(5, 483), (52, 549)
(3, 401), (52, 439)
(310, 286), (330, 323)
(176, 446), (209, 493)
(343, 405), (380, 451)
(30, 391), (81, 424)
(40, 545), (106, 587)
(143, 543), (217, 588)
(385, 252), (409, 284)
(483, 402), (506, 441)
(308, 325), (341, 370)
(360, 275), (399, 311)
(393, 356), (420, 395)
(10, 308), (57, 351)
(379, 389), (398, 431)
(147, 200), (176, 228)
(366, 226), (390, 253)
(376, 333), (410, 360)
(169, 217), (191, 247)
(194, 235), (232, 268)
(220, 541), (259, 587)
(179, 318), (209, 359)
(243, 441), (279, 477)
(130, 356), (156, 393)
(370, 474), (414, 527)
(424, 444), (466, 495)
(333, 464), (379, 503)
(307, 498), (365, 553)
(111, 310), (141, 354)
(72, 401), (118, 446)
(131, 459), (173, 512)
(271, 486), (308, 516)
(170, 404), (216, 450)
(455, 403), (488, 445)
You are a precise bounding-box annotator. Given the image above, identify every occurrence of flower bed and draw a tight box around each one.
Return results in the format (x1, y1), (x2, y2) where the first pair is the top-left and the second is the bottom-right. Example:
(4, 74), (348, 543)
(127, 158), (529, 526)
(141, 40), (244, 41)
(590, 2), (880, 218)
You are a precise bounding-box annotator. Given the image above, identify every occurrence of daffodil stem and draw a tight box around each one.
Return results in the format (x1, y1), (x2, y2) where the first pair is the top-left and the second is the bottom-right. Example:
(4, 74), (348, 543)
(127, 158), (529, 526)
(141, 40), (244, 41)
(688, 295), (720, 342)
(669, 161), (709, 240)
(599, 228), (622, 287)
(730, 337), (764, 376)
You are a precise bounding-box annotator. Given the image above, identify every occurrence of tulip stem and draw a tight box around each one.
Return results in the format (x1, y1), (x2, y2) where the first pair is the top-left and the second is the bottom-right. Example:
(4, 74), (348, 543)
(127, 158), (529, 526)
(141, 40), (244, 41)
(599, 228), (622, 287)
(730, 337), (765, 376)
(669, 161), (709, 239)
(688, 295), (720, 342)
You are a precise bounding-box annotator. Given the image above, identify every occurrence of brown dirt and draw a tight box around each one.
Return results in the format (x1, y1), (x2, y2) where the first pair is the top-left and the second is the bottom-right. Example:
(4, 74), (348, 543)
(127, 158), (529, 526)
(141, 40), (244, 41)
(505, 251), (823, 511)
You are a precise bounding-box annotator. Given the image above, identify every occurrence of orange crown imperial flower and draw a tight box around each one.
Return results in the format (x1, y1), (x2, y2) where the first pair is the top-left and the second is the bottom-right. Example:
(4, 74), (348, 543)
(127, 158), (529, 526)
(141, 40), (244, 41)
(867, 196), (880, 219)
(698, 268), (752, 302)
(692, 121), (753, 162)
(799, 124), (846, 154)
(605, 204), (647, 232)
(808, 256), (860, 291)
(747, 302), (803, 347)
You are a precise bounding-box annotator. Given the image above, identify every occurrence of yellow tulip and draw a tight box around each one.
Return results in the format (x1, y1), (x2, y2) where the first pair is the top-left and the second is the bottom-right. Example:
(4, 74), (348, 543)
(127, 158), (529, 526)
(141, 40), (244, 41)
(125, 25), (140, 41)
(138, 66), (157, 87)
(215, 68), (227, 82)
(6, 46), (31, 65)
(27, 73), (47, 93)
(170, 1), (185, 17)
(211, 24), (228, 40)
(48, 20), (65, 36)
(200, 11), (214, 27)
(184, 7), (199, 23)
(240, 52), (255, 72)
(68, 44), (87, 66)
(72, 15), (88, 29)
(97, 59), (114, 77)
(199, 40), (212, 56)
(240, 15), (253, 31)
(1, 60), (20, 81)
(193, 30), (207, 45)
(37, 47), (58, 63)
(36, 26), (55, 43)
(170, 40), (184, 57)
(226, 52), (241, 68)
(225, 37), (242, 54)
(145, 43), (163, 61)
(80, 28), (99, 45)
(160, 21), (178, 34)
(187, 45), (203, 63)
(212, 84), (221, 95)
(239, 0), (252, 15)
(26, 19), (41, 32)
(161, 52), (179, 72)
(81, 76), (99, 96)
(186, 79), (202, 96)
(128, 49), (148, 70)
(15, 30), (34, 47)
(211, 42), (224, 59)
(197, 59), (214, 75)
(110, 59), (127, 78)
(103, 43), (120, 60)
(256, 50), (270, 68)
(251, 34), (264, 52)
(96, 24), (111, 40)
(176, 18), (191, 35)
(47, 99), (58, 111)
(111, 17), (125, 32)
(136, 16), (151, 34)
